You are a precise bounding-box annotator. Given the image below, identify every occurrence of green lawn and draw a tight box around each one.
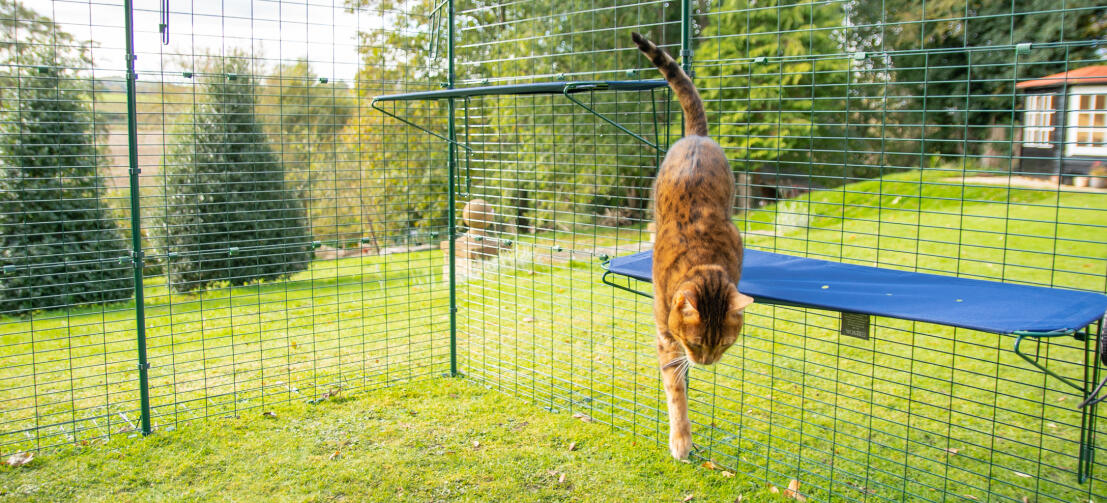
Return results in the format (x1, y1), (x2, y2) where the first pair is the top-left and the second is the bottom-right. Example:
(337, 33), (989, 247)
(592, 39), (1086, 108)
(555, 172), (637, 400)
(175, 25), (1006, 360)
(0, 377), (776, 502)
(2, 169), (1106, 501)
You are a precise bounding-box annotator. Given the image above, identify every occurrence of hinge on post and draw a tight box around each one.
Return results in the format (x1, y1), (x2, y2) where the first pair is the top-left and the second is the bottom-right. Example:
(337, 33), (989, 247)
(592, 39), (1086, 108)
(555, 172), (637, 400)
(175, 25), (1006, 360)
(131, 250), (145, 268)
(680, 49), (694, 77)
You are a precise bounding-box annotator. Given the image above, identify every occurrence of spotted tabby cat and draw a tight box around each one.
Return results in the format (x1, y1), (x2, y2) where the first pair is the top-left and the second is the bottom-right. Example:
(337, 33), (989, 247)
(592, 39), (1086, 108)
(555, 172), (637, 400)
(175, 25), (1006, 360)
(632, 32), (754, 460)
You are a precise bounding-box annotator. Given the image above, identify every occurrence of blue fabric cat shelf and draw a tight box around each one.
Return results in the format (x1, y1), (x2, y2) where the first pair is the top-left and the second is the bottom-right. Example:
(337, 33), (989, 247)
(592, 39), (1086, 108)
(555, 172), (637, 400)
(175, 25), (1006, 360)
(602, 248), (1107, 482)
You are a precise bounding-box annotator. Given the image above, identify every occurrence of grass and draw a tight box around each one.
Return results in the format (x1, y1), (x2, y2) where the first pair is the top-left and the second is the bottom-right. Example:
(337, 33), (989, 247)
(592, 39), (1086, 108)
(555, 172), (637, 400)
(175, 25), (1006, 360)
(0, 377), (775, 502)
(0, 248), (450, 454)
(1, 168), (1106, 501)
(454, 169), (1107, 502)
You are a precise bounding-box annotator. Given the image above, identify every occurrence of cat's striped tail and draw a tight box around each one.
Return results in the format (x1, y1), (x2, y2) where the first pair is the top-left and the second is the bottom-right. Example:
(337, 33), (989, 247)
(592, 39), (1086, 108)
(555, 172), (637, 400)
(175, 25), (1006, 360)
(631, 32), (707, 137)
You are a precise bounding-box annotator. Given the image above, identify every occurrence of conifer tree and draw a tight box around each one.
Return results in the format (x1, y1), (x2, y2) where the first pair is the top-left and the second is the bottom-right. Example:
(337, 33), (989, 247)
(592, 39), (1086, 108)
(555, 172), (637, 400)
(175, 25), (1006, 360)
(161, 58), (311, 292)
(0, 63), (133, 312)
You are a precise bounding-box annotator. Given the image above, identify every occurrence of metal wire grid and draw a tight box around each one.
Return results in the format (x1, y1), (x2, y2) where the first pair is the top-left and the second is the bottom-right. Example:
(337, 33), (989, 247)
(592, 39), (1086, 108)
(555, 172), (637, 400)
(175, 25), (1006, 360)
(0, 0), (1106, 501)
(447, 0), (1107, 501)
(0, 0), (451, 453)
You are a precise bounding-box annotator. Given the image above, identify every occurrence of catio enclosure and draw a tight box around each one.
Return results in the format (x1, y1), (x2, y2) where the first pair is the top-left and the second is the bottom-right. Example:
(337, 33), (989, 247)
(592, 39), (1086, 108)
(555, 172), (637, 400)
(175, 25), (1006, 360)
(2, 0), (1107, 501)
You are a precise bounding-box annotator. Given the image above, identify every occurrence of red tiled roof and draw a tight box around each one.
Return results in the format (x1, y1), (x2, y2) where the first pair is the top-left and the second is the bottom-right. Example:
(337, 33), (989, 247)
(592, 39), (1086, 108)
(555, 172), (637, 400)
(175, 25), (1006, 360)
(1016, 65), (1107, 89)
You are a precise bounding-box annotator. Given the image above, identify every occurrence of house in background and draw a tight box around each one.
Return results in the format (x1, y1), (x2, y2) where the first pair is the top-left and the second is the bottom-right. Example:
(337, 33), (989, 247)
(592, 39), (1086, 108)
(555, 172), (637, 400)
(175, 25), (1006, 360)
(1017, 65), (1107, 182)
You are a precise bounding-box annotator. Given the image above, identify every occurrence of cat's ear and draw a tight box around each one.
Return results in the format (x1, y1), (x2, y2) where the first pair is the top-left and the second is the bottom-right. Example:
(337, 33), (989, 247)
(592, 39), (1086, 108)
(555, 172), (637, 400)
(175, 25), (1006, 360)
(673, 290), (700, 323)
(728, 285), (754, 315)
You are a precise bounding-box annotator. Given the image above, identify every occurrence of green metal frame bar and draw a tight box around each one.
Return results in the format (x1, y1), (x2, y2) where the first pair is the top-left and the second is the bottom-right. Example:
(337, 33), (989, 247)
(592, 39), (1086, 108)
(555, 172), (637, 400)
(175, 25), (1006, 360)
(601, 269), (653, 299)
(122, 0), (151, 437)
(372, 80), (669, 152)
(372, 79), (667, 101)
(561, 83), (665, 152)
(680, 0), (693, 76)
(1013, 317), (1106, 483)
(447, 0), (458, 378)
(1013, 328), (1083, 392)
(1082, 318), (1103, 484)
(370, 100), (473, 153)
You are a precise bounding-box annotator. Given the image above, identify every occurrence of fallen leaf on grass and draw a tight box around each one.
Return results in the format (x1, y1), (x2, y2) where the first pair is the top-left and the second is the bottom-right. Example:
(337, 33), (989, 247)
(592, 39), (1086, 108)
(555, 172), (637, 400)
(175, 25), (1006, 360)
(769, 486), (779, 494)
(682, 494), (695, 502)
(1013, 471), (1032, 478)
(721, 471), (735, 478)
(701, 460), (721, 470)
(946, 447), (960, 455)
(1022, 497), (1030, 503)
(567, 441), (577, 451)
(558, 473), (566, 484)
(846, 481), (877, 495)
(964, 495), (979, 501)
(5, 451), (33, 467)
(734, 496), (743, 503)
(309, 386), (346, 404)
(262, 411), (277, 419)
(571, 412), (593, 423)
(522, 317), (535, 323)
(328, 450), (340, 460)
(783, 479), (807, 502)
(473, 441), (480, 448)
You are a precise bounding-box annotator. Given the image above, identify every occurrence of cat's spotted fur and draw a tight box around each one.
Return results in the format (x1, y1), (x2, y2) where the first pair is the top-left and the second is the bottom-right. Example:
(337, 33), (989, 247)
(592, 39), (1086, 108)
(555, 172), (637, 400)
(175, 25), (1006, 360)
(632, 32), (754, 460)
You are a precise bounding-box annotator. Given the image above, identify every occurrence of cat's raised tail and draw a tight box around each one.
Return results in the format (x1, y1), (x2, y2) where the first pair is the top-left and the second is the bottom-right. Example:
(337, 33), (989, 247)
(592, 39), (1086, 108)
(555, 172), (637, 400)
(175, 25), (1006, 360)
(631, 32), (707, 137)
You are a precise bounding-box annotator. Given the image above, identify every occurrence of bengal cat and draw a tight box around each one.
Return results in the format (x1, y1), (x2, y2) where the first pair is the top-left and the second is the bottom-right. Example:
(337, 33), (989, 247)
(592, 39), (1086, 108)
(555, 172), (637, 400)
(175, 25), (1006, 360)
(632, 32), (754, 460)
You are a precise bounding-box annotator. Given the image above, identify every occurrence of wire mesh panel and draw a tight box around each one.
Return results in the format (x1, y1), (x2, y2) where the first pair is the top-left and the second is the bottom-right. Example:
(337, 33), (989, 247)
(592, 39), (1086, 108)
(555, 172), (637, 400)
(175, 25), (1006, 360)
(448, 1), (1107, 502)
(0, 0), (141, 453)
(0, 0), (451, 449)
(133, 0), (452, 428)
(2, 0), (1107, 501)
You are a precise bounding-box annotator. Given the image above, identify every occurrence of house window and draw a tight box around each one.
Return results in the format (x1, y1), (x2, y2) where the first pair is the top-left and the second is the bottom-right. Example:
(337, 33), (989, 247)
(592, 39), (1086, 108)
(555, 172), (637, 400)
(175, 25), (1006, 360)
(1068, 86), (1107, 156)
(1023, 94), (1055, 148)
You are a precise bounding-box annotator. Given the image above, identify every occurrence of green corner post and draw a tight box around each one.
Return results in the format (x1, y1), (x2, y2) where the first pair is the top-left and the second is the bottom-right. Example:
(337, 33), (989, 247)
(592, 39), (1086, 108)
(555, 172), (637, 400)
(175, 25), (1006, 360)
(680, 0), (693, 76)
(123, 0), (152, 434)
(447, 0), (459, 377)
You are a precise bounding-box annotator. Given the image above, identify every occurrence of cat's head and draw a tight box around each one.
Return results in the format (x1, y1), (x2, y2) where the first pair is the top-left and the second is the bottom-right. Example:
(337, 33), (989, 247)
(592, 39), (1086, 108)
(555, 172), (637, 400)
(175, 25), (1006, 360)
(667, 276), (754, 365)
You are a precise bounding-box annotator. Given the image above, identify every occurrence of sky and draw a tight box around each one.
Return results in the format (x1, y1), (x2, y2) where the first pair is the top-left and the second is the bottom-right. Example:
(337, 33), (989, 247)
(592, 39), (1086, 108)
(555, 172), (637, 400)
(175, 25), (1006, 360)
(37, 0), (377, 83)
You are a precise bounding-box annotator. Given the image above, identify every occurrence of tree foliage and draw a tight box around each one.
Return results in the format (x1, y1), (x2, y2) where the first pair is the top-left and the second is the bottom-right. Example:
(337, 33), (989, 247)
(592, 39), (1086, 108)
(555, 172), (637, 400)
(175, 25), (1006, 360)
(160, 57), (311, 292)
(260, 61), (357, 243)
(342, 0), (450, 241)
(848, 0), (1107, 155)
(697, 0), (851, 180)
(0, 0), (88, 67)
(0, 63), (133, 312)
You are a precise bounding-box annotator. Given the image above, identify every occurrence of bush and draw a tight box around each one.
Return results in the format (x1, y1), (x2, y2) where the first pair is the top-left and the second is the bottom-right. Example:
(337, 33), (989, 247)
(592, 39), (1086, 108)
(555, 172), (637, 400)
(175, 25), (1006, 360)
(0, 66), (133, 313)
(160, 59), (311, 292)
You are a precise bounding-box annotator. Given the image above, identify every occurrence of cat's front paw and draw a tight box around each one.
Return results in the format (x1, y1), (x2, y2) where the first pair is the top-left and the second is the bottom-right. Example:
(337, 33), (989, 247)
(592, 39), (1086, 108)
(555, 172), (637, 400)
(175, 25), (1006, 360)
(669, 430), (692, 460)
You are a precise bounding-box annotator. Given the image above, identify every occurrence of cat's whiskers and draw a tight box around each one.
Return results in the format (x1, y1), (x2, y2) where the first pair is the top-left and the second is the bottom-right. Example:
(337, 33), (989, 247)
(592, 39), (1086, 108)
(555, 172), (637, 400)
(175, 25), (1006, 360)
(663, 355), (688, 369)
(677, 357), (693, 378)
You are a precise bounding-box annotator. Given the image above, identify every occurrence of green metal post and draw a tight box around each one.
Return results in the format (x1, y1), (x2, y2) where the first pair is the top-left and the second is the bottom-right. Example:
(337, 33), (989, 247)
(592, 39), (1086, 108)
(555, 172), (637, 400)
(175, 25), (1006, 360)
(123, 0), (152, 435)
(447, 0), (458, 377)
(680, 0), (693, 76)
